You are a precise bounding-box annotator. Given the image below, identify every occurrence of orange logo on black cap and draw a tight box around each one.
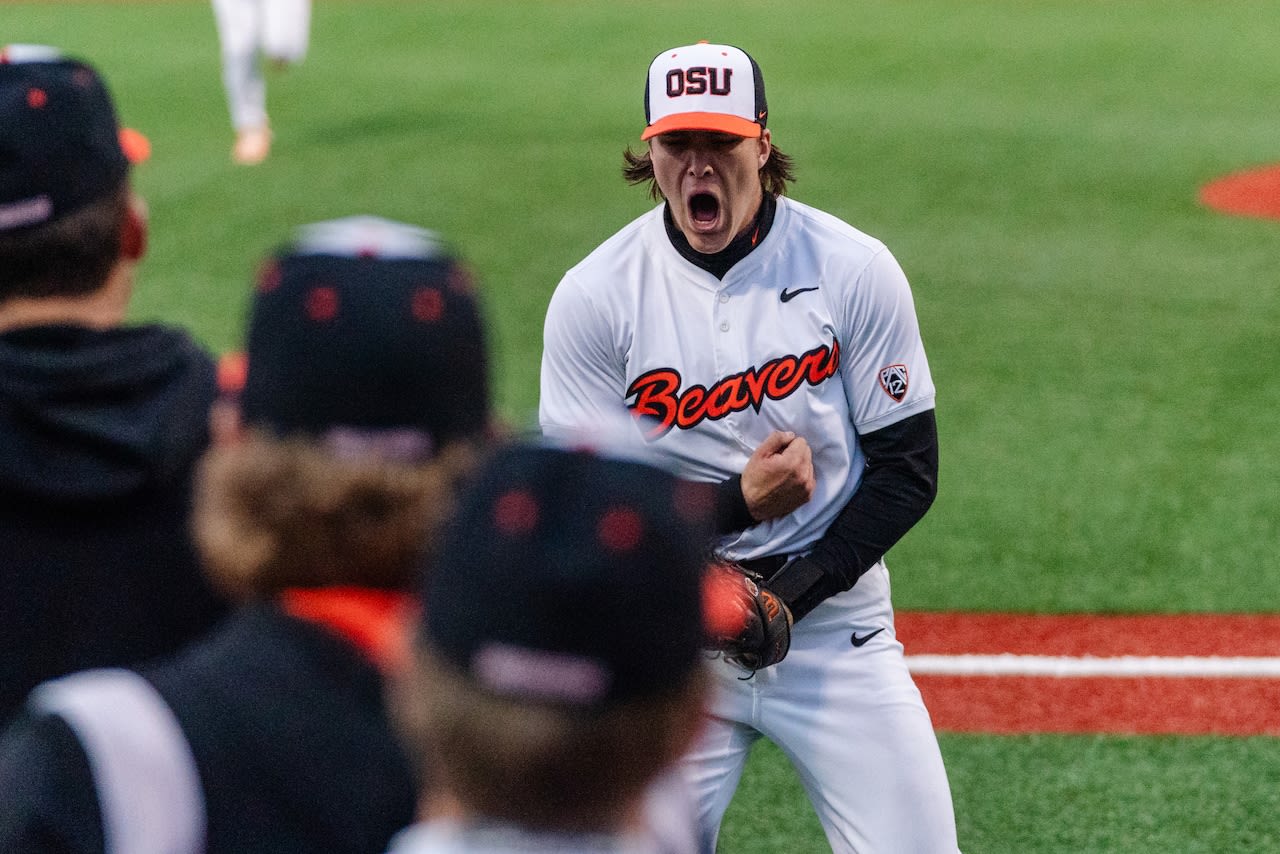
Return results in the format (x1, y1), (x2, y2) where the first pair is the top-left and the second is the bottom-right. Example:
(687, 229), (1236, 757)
(305, 285), (340, 322)
(411, 287), (444, 323)
(599, 507), (644, 553)
(494, 489), (539, 536)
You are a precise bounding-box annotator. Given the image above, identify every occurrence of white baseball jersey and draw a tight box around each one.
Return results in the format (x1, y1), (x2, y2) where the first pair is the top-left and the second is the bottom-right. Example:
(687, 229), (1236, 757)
(540, 195), (959, 852)
(540, 194), (936, 564)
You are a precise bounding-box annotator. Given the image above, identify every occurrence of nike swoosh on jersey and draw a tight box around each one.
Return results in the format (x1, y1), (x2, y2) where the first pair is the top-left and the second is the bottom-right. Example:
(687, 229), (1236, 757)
(780, 286), (820, 303)
(850, 627), (885, 647)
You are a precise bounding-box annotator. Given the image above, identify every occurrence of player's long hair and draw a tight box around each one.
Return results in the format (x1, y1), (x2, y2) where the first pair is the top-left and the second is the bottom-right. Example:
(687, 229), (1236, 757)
(622, 142), (796, 199)
(394, 645), (710, 833)
(0, 182), (128, 301)
(192, 432), (487, 599)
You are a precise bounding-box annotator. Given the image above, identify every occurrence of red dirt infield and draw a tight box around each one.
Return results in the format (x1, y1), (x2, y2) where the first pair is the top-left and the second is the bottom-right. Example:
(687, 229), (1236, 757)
(1199, 164), (1280, 220)
(896, 612), (1280, 736)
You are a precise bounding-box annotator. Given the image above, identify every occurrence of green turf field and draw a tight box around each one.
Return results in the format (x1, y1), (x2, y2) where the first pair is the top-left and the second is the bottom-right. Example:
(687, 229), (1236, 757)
(5, 2), (1278, 850)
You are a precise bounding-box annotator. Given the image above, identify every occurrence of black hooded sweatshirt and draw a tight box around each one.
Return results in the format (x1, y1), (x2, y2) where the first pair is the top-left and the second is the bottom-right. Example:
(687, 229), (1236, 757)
(0, 323), (230, 722)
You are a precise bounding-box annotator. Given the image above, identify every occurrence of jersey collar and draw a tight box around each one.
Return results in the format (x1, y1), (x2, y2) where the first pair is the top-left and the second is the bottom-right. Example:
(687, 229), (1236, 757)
(662, 193), (777, 280)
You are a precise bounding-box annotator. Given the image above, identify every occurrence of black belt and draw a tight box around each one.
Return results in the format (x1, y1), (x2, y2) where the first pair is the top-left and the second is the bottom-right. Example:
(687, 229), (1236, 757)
(737, 554), (788, 580)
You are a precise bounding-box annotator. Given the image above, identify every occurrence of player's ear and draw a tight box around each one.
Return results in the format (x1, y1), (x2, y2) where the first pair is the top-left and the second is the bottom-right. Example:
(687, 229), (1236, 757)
(756, 129), (772, 170)
(209, 398), (248, 447)
(119, 191), (149, 261)
(210, 352), (250, 446)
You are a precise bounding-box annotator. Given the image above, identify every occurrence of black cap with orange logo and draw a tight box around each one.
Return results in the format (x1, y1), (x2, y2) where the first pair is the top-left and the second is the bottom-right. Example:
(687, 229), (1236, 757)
(0, 45), (150, 233)
(424, 443), (716, 708)
(230, 216), (492, 458)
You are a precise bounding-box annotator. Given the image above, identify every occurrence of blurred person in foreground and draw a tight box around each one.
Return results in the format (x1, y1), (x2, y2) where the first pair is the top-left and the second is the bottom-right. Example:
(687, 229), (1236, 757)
(0, 214), (495, 854)
(387, 443), (717, 854)
(0, 44), (229, 724)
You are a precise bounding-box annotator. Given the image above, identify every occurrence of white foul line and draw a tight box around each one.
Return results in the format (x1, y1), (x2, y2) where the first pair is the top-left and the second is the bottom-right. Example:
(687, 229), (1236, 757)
(905, 654), (1280, 678)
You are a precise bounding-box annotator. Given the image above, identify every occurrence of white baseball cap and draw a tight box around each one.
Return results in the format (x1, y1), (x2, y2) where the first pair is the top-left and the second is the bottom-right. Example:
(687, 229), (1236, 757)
(641, 41), (768, 141)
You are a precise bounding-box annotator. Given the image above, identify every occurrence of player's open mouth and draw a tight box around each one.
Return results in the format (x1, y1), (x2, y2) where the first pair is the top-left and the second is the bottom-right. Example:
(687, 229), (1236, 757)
(688, 193), (720, 227)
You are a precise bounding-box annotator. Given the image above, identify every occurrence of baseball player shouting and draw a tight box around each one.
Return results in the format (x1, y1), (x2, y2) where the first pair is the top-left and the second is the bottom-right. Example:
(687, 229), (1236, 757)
(540, 41), (960, 852)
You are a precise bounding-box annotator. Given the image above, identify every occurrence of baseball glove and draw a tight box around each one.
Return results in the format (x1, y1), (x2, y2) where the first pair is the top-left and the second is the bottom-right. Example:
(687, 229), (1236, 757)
(704, 562), (793, 672)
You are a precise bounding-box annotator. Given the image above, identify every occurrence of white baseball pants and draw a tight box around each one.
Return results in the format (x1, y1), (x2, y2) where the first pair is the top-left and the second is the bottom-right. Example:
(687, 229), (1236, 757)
(211, 0), (311, 131)
(682, 562), (961, 853)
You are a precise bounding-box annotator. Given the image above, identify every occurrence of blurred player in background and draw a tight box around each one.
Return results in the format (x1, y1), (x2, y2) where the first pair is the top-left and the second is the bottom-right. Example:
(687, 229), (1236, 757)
(211, 0), (311, 164)
(0, 215), (496, 853)
(388, 443), (713, 854)
(0, 45), (229, 725)
(540, 41), (960, 852)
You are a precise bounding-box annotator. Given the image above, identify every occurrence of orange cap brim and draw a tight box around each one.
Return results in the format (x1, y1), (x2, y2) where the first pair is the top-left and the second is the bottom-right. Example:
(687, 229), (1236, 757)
(641, 112), (762, 141)
(119, 127), (151, 164)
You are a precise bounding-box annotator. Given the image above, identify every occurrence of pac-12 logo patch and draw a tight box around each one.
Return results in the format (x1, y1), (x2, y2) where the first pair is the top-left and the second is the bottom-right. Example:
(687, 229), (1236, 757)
(878, 364), (909, 402)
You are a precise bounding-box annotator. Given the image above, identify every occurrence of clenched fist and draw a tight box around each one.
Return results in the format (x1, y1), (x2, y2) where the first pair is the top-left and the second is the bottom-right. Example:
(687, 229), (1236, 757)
(741, 430), (815, 521)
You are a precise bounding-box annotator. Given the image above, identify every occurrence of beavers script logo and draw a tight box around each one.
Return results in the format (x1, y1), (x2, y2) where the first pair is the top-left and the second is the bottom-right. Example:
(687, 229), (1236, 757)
(626, 338), (841, 439)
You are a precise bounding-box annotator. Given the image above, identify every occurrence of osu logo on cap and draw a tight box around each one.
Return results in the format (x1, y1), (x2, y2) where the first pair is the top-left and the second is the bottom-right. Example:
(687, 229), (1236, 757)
(665, 66), (733, 97)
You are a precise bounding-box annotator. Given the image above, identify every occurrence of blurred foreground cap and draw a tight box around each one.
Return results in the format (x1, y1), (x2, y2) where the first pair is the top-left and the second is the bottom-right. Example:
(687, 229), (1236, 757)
(423, 444), (718, 708)
(234, 215), (491, 459)
(0, 45), (149, 233)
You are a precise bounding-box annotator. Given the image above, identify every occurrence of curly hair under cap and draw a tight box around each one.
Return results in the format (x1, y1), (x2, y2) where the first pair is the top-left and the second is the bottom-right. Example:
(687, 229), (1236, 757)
(192, 433), (485, 601)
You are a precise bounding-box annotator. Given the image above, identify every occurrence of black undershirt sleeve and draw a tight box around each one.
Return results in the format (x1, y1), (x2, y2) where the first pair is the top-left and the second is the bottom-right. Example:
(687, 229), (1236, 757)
(766, 408), (940, 621)
(714, 473), (756, 533)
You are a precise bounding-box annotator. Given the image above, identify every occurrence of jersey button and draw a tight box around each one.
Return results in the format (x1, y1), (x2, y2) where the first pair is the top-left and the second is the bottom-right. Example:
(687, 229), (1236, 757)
(718, 293), (729, 303)
(719, 322), (730, 332)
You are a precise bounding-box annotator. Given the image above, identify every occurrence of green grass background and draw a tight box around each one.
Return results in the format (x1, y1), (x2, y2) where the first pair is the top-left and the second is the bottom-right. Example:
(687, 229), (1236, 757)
(4, 1), (1278, 850)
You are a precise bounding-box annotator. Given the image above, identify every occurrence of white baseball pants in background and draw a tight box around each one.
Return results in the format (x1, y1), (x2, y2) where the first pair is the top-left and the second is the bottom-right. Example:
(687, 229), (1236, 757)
(211, 0), (311, 131)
